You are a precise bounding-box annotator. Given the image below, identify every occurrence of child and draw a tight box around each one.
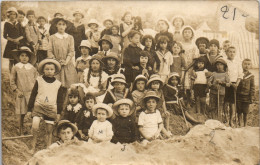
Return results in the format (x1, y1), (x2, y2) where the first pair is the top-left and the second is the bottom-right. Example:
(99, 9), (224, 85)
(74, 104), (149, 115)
(89, 31), (101, 55)
(75, 40), (92, 79)
(132, 50), (154, 80)
(146, 74), (170, 130)
(98, 35), (113, 57)
(138, 91), (172, 144)
(208, 58), (230, 120)
(86, 19), (99, 40)
(101, 18), (113, 38)
(171, 15), (185, 42)
(17, 10), (27, 27)
(191, 57), (208, 114)
(123, 30), (143, 85)
(27, 58), (63, 153)
(221, 40), (231, 57)
(37, 16), (49, 62)
(50, 120), (78, 149)
(88, 103), (114, 143)
(155, 36), (173, 82)
(170, 41), (186, 79)
(110, 25), (122, 55)
(10, 46), (37, 135)
(163, 72), (202, 125)
(236, 59), (255, 127)
(132, 16), (143, 33)
(76, 93), (96, 140)
(224, 46), (243, 127)
(195, 37), (209, 56)
(154, 17), (173, 45)
(120, 12), (134, 50)
(205, 39), (223, 72)
(25, 10), (40, 52)
(111, 99), (137, 144)
(102, 52), (121, 77)
(48, 17), (78, 89)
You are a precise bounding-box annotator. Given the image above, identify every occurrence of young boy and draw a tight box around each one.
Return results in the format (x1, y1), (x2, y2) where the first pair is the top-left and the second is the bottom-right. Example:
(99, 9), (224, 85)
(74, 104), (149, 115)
(111, 99), (137, 144)
(37, 16), (49, 62)
(236, 59), (255, 127)
(25, 10), (39, 52)
(27, 58), (63, 153)
(76, 93), (96, 141)
(98, 35), (113, 57)
(101, 19), (113, 38)
(88, 103), (114, 143)
(224, 46), (243, 127)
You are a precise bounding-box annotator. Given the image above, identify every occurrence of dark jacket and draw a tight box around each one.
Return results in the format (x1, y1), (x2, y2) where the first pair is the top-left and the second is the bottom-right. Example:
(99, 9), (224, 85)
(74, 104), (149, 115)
(75, 109), (96, 135)
(237, 71), (255, 102)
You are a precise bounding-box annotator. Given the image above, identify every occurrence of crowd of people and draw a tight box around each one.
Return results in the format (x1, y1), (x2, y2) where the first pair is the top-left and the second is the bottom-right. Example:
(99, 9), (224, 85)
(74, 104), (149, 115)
(4, 6), (255, 153)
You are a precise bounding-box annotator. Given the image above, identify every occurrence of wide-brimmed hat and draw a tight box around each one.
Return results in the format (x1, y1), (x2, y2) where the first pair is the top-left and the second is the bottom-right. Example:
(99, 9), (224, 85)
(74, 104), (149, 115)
(7, 7), (18, 15)
(103, 18), (113, 26)
(98, 35), (113, 49)
(112, 99), (135, 116)
(195, 37), (209, 49)
(168, 72), (181, 84)
(38, 58), (61, 75)
(78, 40), (91, 52)
(147, 74), (164, 87)
(182, 25), (195, 37)
(102, 52), (119, 63)
(209, 39), (220, 49)
(89, 54), (104, 66)
(171, 15), (185, 26)
(88, 19), (99, 27)
(111, 74), (127, 86)
(73, 11), (84, 18)
(132, 75), (148, 90)
(54, 12), (63, 18)
(92, 103), (113, 118)
(52, 17), (69, 25)
(12, 46), (36, 65)
(140, 90), (163, 109)
(53, 120), (78, 137)
(156, 17), (170, 28)
(214, 58), (227, 66)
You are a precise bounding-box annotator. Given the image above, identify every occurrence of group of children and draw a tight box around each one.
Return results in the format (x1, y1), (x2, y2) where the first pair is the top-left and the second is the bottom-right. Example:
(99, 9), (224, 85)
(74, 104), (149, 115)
(5, 7), (255, 153)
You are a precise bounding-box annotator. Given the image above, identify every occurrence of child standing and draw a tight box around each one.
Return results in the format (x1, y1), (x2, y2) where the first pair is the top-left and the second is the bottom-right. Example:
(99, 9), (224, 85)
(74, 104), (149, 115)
(89, 31), (101, 56)
(109, 25), (122, 55)
(10, 46), (37, 135)
(86, 19), (99, 40)
(154, 17), (173, 45)
(171, 15), (185, 42)
(195, 37), (209, 56)
(170, 41), (186, 79)
(236, 59), (255, 127)
(101, 18), (113, 38)
(27, 58), (63, 153)
(208, 58), (230, 120)
(155, 36), (173, 82)
(111, 99), (137, 144)
(37, 16), (49, 62)
(98, 35), (113, 57)
(88, 103), (114, 143)
(120, 12), (134, 50)
(102, 52), (121, 76)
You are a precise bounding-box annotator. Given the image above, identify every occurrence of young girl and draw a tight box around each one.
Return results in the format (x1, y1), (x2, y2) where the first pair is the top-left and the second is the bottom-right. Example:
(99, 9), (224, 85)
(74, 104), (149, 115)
(171, 15), (185, 42)
(120, 11), (134, 50)
(208, 58), (230, 120)
(195, 37), (209, 56)
(102, 52), (121, 76)
(37, 16), (49, 62)
(89, 31), (101, 55)
(88, 103), (114, 143)
(10, 46), (37, 135)
(109, 25), (122, 55)
(3, 7), (25, 72)
(27, 58), (63, 153)
(48, 17), (78, 89)
(86, 19), (99, 40)
(138, 91), (172, 145)
(155, 36), (173, 82)
(101, 18), (113, 38)
(98, 35), (113, 57)
(154, 17), (173, 45)
(170, 41), (186, 79)
(75, 40), (92, 79)
(111, 99), (137, 144)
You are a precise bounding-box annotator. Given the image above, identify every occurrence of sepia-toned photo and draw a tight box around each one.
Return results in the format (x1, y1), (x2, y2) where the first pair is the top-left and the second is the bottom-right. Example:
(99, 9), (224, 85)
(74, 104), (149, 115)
(1, 1), (259, 164)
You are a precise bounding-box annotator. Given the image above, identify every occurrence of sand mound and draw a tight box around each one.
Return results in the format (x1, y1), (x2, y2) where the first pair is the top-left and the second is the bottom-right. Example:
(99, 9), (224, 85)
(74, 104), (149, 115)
(27, 120), (259, 165)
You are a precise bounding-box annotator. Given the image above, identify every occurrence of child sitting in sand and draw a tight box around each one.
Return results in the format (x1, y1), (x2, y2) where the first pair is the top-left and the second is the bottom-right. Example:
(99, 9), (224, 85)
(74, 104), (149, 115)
(88, 103), (114, 143)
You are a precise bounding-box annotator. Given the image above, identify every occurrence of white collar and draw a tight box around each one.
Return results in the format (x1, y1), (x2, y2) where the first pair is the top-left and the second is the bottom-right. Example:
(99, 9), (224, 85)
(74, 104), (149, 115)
(55, 32), (69, 39)
(15, 62), (34, 70)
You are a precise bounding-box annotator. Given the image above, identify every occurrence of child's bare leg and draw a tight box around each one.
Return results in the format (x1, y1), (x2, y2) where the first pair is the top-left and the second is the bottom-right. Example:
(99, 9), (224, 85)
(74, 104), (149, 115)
(19, 114), (25, 135)
(161, 127), (172, 138)
(31, 116), (41, 153)
(229, 103), (235, 127)
(164, 116), (170, 130)
(46, 123), (54, 148)
(237, 113), (242, 126)
(243, 113), (248, 127)
(195, 96), (200, 114)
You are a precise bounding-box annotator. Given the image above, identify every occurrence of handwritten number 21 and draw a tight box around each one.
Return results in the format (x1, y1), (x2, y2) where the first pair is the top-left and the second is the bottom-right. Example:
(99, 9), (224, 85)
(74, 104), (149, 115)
(221, 5), (237, 20)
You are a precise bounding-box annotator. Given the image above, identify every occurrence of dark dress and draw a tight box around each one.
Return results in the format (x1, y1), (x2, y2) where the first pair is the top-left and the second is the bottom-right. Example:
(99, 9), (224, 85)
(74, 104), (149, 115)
(101, 29), (112, 38)
(132, 63), (154, 80)
(111, 115), (137, 144)
(71, 23), (87, 59)
(144, 48), (160, 70)
(3, 21), (25, 59)
(75, 109), (96, 136)
(103, 88), (133, 105)
(62, 104), (82, 123)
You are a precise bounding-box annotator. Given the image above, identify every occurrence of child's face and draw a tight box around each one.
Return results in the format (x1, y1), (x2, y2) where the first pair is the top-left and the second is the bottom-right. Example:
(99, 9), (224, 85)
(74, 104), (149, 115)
(80, 47), (90, 55)
(59, 127), (74, 143)
(93, 32), (101, 42)
(140, 56), (148, 65)
(43, 64), (56, 77)
(124, 14), (132, 24)
(145, 38), (153, 48)
(102, 41), (110, 51)
(107, 58), (116, 68)
(242, 61), (251, 71)
(69, 95), (79, 105)
(173, 18), (183, 29)
(158, 21), (168, 32)
(38, 18), (46, 27)
(151, 81), (160, 90)
(198, 43), (207, 53)
(19, 52), (29, 64)
(17, 14), (24, 23)
(197, 62), (205, 69)
(172, 43), (181, 55)
(90, 23), (98, 30)
(56, 20), (67, 33)
(160, 41), (168, 50)
(9, 12), (17, 20)
(216, 62), (225, 72)
(113, 82), (125, 93)
(27, 15), (35, 22)
(105, 21), (113, 29)
(74, 14), (82, 21)
(223, 42), (231, 51)
(130, 34), (141, 45)
(85, 99), (95, 110)
(96, 109), (108, 122)
(136, 80), (146, 91)
(146, 98), (157, 112)
(226, 48), (236, 60)
(209, 44), (218, 55)
(118, 104), (130, 117)
(111, 27), (118, 35)
(183, 29), (193, 40)
(170, 77), (179, 86)
(91, 60), (101, 72)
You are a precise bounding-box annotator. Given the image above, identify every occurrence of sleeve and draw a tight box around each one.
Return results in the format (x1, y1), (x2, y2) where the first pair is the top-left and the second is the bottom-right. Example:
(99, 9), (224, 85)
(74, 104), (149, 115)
(131, 91), (138, 104)
(75, 110), (84, 130)
(27, 81), (39, 112)
(25, 25), (33, 43)
(67, 36), (75, 57)
(62, 107), (68, 120)
(9, 66), (18, 92)
(119, 23), (124, 36)
(88, 120), (95, 138)
(225, 72), (230, 84)
(82, 25), (87, 40)
(249, 75), (255, 101)
(138, 112), (145, 126)
(106, 122), (114, 140)
(3, 23), (8, 39)
(57, 86), (65, 114)
(123, 47), (133, 68)
(157, 110), (163, 124)
(47, 36), (55, 58)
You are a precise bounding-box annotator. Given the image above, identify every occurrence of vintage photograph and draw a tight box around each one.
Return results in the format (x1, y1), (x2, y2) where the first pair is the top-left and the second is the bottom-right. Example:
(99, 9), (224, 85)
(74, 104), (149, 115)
(1, 1), (259, 164)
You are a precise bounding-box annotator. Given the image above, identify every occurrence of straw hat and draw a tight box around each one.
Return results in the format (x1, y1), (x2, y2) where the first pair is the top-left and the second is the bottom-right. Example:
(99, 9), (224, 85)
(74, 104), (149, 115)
(140, 90), (163, 109)
(195, 37), (210, 49)
(53, 120), (78, 137)
(132, 75), (148, 90)
(170, 15), (185, 26)
(89, 54), (104, 66)
(12, 46), (36, 65)
(98, 35), (113, 49)
(102, 52), (119, 64)
(146, 74), (164, 87)
(73, 11), (84, 18)
(214, 58), (227, 67)
(209, 39), (220, 49)
(7, 7), (18, 15)
(168, 72), (181, 84)
(103, 18), (113, 26)
(88, 19), (99, 27)
(111, 74), (127, 86)
(112, 99), (135, 116)
(92, 103), (113, 118)
(156, 17), (170, 28)
(38, 58), (61, 75)
(52, 17), (69, 25)
(78, 40), (91, 51)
